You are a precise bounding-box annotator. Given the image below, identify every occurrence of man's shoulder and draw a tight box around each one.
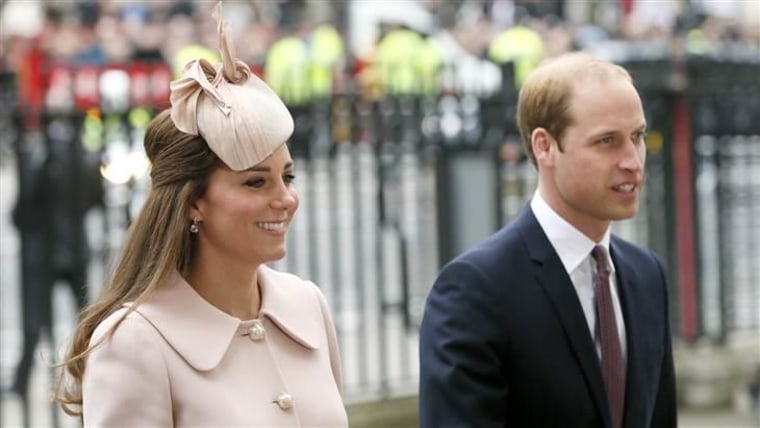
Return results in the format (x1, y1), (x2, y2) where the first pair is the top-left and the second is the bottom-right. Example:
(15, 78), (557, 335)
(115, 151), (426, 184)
(610, 234), (663, 270)
(611, 235), (654, 256)
(446, 216), (531, 275)
(471, 219), (522, 249)
(478, 207), (540, 250)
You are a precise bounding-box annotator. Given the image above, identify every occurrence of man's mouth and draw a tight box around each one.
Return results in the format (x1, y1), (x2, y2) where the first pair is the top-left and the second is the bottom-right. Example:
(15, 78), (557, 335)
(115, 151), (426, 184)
(613, 184), (636, 193)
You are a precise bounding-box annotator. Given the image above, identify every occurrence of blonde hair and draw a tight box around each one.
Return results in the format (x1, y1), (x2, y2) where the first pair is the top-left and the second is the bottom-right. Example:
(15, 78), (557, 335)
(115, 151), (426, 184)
(516, 52), (633, 166)
(54, 109), (221, 416)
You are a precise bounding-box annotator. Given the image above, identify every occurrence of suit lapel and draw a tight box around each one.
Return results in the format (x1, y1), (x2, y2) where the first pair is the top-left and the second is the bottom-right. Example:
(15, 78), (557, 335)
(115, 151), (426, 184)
(516, 209), (611, 427)
(610, 239), (644, 428)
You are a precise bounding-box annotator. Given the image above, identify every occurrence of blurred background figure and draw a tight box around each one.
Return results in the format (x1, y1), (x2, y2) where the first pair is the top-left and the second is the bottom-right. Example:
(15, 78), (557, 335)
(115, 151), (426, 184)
(265, 5), (345, 106)
(10, 112), (101, 399)
(3, 4), (104, 427)
(426, 0), (502, 97)
(488, 9), (545, 88)
(167, 3), (220, 79)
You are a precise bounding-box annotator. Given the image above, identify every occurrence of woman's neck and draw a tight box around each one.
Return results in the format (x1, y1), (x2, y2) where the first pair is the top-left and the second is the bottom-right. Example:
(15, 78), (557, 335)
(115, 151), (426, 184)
(186, 261), (262, 320)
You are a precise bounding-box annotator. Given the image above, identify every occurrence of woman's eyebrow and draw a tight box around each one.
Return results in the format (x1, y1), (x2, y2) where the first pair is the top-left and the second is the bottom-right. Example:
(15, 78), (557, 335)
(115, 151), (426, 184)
(245, 161), (294, 172)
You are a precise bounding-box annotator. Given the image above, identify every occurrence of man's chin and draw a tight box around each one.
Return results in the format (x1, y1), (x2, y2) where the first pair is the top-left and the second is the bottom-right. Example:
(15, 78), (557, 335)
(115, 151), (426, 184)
(610, 206), (639, 221)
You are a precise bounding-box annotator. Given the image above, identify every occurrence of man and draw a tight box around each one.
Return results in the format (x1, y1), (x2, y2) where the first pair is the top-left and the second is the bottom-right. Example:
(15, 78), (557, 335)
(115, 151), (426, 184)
(419, 52), (677, 427)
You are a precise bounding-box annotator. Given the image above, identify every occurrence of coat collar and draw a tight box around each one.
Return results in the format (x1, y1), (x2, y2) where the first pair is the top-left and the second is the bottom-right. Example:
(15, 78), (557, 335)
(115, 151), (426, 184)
(130, 266), (320, 372)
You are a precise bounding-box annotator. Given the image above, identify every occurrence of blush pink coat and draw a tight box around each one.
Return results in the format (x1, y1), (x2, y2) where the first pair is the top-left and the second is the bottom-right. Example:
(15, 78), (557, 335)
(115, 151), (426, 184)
(82, 266), (348, 427)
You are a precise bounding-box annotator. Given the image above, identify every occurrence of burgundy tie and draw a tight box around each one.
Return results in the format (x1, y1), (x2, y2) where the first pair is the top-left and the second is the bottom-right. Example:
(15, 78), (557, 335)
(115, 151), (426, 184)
(592, 245), (626, 428)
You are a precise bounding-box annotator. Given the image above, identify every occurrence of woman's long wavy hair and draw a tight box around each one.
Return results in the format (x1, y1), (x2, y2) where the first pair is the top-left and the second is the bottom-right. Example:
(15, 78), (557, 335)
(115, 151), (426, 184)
(54, 109), (221, 416)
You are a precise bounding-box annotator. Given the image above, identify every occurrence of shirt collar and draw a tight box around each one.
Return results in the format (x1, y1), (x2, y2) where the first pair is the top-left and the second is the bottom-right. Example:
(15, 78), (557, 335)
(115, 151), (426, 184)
(131, 266), (319, 372)
(530, 190), (613, 274)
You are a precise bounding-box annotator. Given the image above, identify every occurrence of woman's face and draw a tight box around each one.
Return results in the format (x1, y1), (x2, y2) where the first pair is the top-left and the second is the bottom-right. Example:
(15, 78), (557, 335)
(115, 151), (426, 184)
(191, 144), (299, 268)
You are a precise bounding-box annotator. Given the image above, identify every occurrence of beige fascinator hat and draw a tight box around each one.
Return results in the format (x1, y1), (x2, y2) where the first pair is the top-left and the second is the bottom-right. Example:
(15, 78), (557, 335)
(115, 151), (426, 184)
(169, 1), (294, 171)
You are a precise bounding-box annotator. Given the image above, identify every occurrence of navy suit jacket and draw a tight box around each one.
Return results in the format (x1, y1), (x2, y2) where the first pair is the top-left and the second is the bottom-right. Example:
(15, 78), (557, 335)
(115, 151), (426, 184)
(419, 207), (677, 427)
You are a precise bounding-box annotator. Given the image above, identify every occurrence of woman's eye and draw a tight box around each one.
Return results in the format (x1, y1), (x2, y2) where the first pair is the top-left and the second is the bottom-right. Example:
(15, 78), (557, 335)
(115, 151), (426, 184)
(634, 131), (648, 142)
(284, 173), (296, 183)
(245, 178), (265, 188)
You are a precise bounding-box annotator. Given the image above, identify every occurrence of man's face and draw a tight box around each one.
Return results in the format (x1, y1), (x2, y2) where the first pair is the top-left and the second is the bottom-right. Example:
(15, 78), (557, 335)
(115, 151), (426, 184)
(540, 77), (647, 239)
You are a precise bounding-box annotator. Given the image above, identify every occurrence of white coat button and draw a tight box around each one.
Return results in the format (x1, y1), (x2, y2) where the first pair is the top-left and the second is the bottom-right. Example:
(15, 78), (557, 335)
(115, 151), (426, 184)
(247, 320), (265, 341)
(275, 393), (293, 410)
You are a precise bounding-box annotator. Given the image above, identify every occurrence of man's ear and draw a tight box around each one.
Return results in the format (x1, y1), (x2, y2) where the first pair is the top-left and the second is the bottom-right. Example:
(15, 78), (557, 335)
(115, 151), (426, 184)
(531, 127), (554, 167)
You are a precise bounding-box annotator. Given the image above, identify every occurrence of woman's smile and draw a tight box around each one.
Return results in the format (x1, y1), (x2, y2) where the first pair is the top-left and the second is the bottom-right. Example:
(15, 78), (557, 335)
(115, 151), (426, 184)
(256, 221), (288, 234)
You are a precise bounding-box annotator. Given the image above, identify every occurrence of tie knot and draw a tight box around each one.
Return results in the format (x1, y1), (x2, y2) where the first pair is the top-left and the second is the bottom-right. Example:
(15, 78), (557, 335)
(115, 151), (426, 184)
(592, 245), (609, 273)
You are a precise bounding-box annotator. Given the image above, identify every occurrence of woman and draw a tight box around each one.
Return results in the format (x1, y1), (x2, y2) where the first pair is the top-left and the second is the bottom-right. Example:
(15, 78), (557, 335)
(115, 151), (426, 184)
(54, 3), (348, 426)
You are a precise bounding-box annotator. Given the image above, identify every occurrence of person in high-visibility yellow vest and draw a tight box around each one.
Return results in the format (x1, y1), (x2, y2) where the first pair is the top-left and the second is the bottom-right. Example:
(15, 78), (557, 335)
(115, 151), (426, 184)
(310, 23), (344, 99)
(373, 25), (443, 97)
(374, 26), (422, 96)
(416, 36), (445, 97)
(265, 22), (345, 106)
(685, 27), (710, 55)
(265, 35), (310, 105)
(488, 24), (545, 88)
(172, 44), (220, 79)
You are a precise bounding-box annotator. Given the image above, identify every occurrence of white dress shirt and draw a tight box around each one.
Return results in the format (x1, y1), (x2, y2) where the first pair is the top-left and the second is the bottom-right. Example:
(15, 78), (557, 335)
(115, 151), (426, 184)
(530, 191), (627, 360)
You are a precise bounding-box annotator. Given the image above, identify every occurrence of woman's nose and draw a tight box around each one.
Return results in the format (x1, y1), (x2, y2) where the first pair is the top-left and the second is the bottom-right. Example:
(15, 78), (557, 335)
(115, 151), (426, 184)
(271, 183), (298, 210)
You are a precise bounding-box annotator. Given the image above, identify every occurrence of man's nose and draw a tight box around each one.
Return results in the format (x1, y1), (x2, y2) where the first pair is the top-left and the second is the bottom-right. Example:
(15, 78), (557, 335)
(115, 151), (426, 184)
(620, 140), (645, 172)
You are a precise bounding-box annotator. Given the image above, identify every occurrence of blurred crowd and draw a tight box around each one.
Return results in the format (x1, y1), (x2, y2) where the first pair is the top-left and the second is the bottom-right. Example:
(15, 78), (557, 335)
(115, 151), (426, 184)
(1, 0), (279, 73)
(1, 0), (758, 111)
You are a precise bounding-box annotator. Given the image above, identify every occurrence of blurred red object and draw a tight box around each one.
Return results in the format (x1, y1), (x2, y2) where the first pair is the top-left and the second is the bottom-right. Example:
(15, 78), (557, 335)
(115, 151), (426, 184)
(128, 62), (150, 107)
(149, 62), (172, 109)
(73, 64), (101, 112)
(17, 37), (47, 129)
